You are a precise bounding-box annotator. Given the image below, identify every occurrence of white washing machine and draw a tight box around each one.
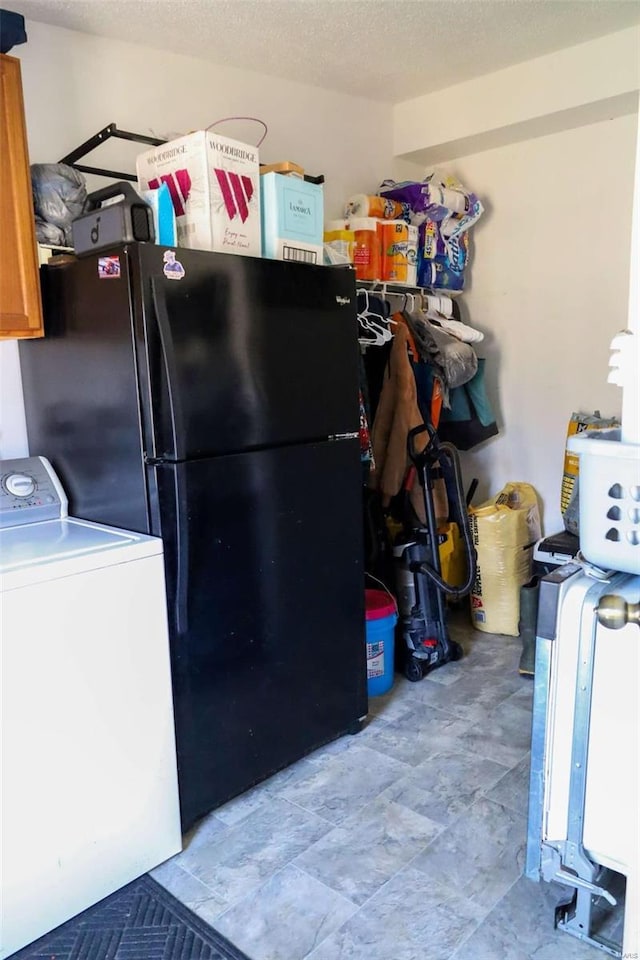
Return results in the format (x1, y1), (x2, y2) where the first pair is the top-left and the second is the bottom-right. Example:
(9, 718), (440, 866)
(0, 456), (182, 959)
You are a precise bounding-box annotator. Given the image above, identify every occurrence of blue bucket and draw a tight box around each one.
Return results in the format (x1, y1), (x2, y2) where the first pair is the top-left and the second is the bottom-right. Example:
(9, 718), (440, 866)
(365, 588), (398, 697)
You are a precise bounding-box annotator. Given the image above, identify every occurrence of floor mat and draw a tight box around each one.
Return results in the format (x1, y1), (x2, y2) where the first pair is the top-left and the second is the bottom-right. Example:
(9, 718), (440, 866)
(8, 873), (252, 960)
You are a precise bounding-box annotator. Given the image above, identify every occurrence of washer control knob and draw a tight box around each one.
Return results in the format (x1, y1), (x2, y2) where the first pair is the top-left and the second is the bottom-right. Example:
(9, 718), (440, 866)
(4, 473), (36, 498)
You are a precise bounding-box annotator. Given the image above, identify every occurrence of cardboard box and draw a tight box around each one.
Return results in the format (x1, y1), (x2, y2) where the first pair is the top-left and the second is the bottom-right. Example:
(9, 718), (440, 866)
(260, 161), (304, 179)
(260, 172), (323, 264)
(136, 131), (261, 257)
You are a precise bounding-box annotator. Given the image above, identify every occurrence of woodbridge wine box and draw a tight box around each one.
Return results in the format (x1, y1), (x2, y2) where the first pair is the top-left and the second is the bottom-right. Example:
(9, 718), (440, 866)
(136, 131), (261, 257)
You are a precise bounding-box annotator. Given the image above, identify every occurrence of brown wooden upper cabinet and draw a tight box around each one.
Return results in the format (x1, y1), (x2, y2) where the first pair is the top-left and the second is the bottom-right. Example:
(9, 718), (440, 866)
(0, 53), (43, 339)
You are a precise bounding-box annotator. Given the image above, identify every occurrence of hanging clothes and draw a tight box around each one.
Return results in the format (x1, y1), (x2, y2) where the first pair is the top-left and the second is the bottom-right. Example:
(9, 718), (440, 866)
(361, 282), (499, 531)
(358, 292), (393, 423)
(367, 323), (433, 523)
(413, 358), (498, 450)
(358, 390), (374, 471)
(438, 358), (499, 449)
(404, 308), (478, 396)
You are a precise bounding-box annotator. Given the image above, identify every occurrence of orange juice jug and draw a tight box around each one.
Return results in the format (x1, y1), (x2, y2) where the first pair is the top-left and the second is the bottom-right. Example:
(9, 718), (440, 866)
(350, 217), (381, 281)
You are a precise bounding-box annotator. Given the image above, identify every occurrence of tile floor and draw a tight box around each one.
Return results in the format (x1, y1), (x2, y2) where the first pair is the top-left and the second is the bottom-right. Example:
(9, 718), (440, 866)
(151, 612), (623, 960)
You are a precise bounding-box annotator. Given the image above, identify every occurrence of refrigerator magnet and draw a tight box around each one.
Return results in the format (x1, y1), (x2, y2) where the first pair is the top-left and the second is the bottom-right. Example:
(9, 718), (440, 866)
(162, 250), (185, 280)
(98, 256), (121, 279)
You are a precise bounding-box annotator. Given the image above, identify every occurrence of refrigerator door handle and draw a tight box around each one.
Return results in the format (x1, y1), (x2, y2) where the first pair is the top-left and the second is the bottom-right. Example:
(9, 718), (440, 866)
(157, 463), (189, 637)
(150, 279), (186, 461)
(174, 478), (189, 637)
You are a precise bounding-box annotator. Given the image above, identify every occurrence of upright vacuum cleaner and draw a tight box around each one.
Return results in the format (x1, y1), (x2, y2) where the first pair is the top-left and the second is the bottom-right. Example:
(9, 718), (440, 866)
(394, 422), (477, 681)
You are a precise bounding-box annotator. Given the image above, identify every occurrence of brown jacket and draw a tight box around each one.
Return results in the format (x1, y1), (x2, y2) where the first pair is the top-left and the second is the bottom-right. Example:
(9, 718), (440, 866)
(368, 322), (425, 508)
(368, 319), (448, 525)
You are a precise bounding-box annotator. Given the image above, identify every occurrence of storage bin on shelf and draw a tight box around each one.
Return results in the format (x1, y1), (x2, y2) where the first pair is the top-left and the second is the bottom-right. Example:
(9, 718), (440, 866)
(567, 428), (640, 574)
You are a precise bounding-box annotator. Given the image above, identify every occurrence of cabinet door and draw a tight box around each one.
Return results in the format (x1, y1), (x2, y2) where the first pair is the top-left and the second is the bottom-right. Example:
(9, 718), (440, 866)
(0, 54), (43, 339)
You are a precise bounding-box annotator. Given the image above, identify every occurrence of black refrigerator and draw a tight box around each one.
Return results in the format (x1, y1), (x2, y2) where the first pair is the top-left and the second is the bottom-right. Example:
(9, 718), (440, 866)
(19, 243), (368, 831)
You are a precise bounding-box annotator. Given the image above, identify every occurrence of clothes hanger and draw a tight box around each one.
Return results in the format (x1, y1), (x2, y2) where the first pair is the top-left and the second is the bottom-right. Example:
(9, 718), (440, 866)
(357, 290), (393, 332)
(357, 288), (394, 346)
(359, 314), (393, 346)
(357, 288), (387, 322)
(358, 320), (392, 347)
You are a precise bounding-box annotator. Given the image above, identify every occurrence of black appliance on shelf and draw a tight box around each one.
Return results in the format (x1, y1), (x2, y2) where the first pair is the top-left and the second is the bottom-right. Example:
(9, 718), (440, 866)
(19, 244), (367, 831)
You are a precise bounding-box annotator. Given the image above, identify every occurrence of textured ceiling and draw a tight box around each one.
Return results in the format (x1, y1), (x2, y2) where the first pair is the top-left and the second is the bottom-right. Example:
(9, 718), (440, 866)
(11, 0), (640, 102)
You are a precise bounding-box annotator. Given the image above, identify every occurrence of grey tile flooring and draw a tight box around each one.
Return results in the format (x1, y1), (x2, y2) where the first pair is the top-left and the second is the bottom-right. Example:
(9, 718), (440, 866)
(485, 755), (531, 814)
(151, 612), (616, 959)
(306, 866), (482, 960)
(360, 703), (472, 766)
(179, 796), (332, 911)
(294, 796), (443, 905)
(214, 864), (357, 960)
(386, 749), (511, 827)
(410, 795), (528, 914)
(279, 744), (411, 825)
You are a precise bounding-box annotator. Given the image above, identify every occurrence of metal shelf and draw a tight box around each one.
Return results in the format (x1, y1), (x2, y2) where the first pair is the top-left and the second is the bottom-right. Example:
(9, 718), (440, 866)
(59, 123), (167, 182)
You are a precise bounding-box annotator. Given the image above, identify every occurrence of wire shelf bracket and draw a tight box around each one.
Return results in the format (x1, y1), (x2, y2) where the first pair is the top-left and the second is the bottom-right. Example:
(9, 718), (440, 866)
(59, 123), (167, 182)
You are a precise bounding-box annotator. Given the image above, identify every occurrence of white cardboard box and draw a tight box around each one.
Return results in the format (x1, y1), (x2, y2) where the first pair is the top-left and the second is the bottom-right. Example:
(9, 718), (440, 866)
(136, 131), (261, 257)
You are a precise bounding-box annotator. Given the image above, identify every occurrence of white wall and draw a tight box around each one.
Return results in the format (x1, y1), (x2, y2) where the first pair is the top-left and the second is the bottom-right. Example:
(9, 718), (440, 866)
(0, 20), (395, 458)
(18, 21), (395, 215)
(390, 28), (639, 535)
(448, 113), (637, 533)
(394, 27), (640, 164)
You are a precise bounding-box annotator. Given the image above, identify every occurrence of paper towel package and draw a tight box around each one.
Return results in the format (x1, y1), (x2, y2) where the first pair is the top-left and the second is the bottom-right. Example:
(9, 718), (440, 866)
(378, 221), (418, 284)
(136, 131), (261, 257)
(260, 172), (324, 263)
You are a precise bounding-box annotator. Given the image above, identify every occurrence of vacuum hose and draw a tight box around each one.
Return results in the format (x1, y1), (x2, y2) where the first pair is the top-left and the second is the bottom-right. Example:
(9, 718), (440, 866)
(407, 423), (477, 601)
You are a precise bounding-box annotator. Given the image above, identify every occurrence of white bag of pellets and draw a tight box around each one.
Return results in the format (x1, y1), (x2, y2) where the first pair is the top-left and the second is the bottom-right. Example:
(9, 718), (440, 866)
(469, 482), (541, 636)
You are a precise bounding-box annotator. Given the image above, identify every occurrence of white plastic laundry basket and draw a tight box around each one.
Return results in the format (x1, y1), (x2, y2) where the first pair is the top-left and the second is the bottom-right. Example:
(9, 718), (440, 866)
(568, 428), (640, 575)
